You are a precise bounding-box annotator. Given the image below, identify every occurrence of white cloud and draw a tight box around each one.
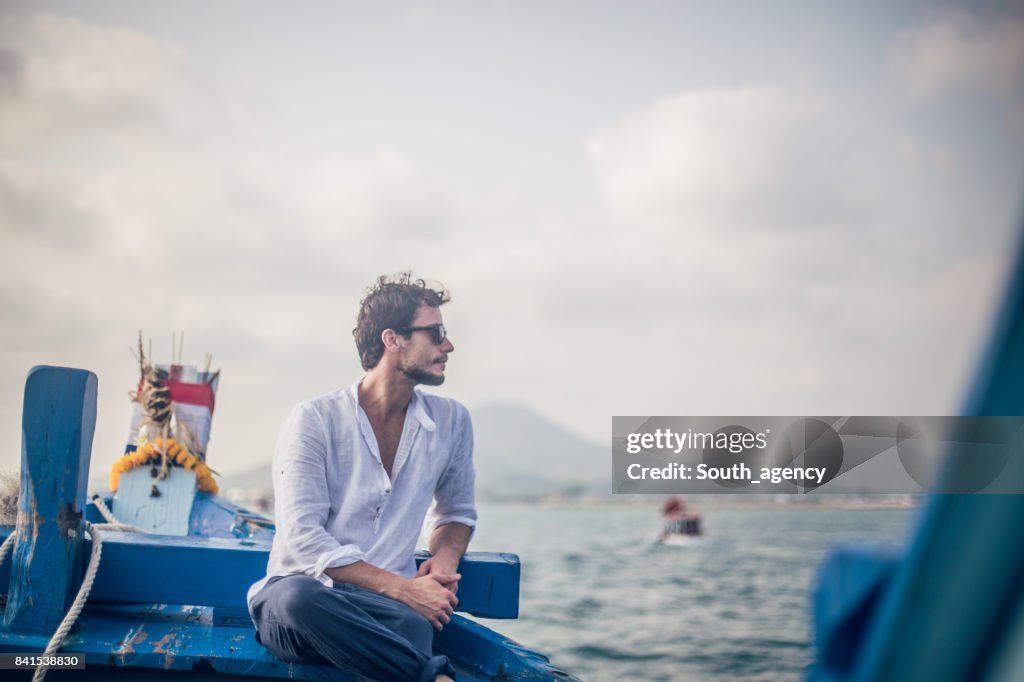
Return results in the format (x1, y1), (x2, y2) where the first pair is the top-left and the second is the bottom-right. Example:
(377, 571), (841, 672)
(0, 12), (459, 476)
(894, 11), (1024, 98)
(0, 9), (1017, 483)
(895, 131), (954, 173)
(586, 86), (864, 236)
(0, 12), (458, 288)
(0, 13), (218, 146)
(293, 151), (455, 244)
(582, 85), (866, 294)
(466, 83), (1014, 438)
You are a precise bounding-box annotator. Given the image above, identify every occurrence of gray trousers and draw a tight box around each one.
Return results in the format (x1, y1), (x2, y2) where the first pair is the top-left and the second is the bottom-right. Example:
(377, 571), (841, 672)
(251, 575), (456, 682)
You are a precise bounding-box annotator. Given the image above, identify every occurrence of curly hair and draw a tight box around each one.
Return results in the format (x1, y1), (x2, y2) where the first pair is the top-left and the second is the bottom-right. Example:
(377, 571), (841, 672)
(353, 272), (451, 370)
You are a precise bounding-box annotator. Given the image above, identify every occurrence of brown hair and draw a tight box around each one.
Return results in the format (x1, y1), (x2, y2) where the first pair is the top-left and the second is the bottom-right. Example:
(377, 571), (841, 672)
(353, 272), (450, 370)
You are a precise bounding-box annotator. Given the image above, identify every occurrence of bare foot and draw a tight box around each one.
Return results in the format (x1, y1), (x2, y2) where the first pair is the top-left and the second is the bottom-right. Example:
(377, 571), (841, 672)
(436, 675), (454, 682)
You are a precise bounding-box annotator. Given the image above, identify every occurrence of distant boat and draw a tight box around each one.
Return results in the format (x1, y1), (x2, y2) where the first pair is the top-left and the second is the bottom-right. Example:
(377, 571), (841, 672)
(659, 496), (702, 544)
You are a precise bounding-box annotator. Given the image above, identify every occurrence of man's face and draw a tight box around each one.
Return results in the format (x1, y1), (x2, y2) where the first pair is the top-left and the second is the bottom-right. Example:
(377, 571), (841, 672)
(397, 303), (454, 386)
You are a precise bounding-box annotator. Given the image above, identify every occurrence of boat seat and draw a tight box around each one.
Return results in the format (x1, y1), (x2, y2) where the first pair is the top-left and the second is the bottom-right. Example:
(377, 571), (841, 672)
(0, 524), (520, 623)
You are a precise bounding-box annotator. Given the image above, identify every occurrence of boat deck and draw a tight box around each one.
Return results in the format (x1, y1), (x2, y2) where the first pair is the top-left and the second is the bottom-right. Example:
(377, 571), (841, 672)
(0, 601), (513, 681)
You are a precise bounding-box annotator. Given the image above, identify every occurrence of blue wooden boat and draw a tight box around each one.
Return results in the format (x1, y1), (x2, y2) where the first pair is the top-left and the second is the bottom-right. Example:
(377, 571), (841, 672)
(809, 222), (1024, 681)
(0, 367), (578, 681)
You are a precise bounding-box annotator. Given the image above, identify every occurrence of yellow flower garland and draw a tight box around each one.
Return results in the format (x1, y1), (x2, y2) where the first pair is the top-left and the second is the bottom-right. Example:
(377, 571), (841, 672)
(110, 437), (219, 495)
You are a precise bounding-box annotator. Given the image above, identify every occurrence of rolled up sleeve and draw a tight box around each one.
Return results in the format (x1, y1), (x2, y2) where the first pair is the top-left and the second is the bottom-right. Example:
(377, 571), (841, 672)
(274, 404), (366, 578)
(426, 405), (477, 534)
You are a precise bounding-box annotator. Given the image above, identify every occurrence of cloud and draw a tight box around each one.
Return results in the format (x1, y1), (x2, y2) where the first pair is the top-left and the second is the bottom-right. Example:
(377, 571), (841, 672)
(0, 12), (458, 291)
(0, 12), (459, 475)
(894, 10), (1024, 98)
(0, 10), (1016, 480)
(0, 13), (214, 145)
(453, 83), (1014, 439)
(289, 151), (455, 244)
(894, 131), (954, 173)
(582, 85), (870, 302)
(586, 86), (867, 235)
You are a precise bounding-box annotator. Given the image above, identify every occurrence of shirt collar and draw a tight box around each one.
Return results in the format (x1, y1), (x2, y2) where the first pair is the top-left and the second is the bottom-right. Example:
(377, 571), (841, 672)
(408, 389), (437, 432)
(348, 380), (437, 432)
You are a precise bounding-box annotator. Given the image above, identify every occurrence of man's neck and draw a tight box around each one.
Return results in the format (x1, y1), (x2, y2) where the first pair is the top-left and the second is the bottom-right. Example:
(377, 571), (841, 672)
(358, 367), (416, 419)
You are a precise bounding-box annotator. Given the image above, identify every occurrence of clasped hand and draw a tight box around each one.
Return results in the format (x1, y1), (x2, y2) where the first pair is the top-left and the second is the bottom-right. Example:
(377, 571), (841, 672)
(402, 572), (460, 630)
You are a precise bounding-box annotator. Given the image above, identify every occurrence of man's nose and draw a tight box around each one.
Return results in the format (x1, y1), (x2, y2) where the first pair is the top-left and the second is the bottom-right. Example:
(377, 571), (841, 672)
(440, 337), (454, 353)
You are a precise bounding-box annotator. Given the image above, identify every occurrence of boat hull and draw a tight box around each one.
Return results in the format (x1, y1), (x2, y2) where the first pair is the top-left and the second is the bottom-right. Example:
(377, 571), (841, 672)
(0, 366), (578, 681)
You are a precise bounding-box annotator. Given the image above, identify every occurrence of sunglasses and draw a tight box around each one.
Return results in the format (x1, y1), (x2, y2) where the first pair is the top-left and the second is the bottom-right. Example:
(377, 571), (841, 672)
(394, 324), (448, 345)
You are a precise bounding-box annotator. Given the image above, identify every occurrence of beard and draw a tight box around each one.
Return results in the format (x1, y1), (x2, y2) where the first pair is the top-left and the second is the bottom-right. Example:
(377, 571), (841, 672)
(399, 360), (446, 386)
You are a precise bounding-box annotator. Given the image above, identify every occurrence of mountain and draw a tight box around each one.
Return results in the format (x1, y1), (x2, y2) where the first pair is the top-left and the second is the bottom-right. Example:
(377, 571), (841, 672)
(217, 403), (607, 502)
(470, 404), (607, 500)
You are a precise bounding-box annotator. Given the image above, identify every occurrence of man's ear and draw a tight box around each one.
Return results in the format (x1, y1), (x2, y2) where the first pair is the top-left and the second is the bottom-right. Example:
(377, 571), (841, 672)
(381, 329), (400, 351)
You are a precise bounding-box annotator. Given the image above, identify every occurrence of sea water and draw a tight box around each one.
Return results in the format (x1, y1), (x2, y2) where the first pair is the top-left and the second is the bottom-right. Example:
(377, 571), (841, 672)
(468, 503), (915, 681)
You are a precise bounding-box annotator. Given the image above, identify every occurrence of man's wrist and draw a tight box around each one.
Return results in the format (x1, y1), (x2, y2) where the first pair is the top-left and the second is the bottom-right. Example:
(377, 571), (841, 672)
(383, 575), (413, 602)
(427, 522), (472, 568)
(326, 561), (410, 601)
(428, 550), (462, 572)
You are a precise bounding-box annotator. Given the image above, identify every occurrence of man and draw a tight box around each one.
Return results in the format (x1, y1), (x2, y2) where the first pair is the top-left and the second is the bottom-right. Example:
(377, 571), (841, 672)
(247, 273), (476, 682)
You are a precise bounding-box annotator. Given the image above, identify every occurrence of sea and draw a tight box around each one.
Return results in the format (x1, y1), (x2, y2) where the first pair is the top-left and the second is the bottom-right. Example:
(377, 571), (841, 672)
(465, 503), (916, 682)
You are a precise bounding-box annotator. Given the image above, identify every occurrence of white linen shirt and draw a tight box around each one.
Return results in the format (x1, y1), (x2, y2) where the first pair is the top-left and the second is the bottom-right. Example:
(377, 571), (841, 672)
(247, 382), (476, 610)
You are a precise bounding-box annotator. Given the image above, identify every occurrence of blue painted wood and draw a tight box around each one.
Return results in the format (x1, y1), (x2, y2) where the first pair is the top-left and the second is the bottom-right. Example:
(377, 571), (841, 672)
(0, 524), (519, 620)
(0, 604), (571, 681)
(416, 551), (520, 619)
(113, 466), (197, 535)
(0, 604), (352, 681)
(3, 366), (97, 634)
(89, 493), (277, 542)
(84, 531), (270, 610)
(187, 493), (276, 541)
(435, 615), (572, 680)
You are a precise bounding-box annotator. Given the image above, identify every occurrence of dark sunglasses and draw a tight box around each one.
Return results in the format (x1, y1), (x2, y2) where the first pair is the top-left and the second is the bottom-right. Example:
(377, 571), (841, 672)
(394, 324), (447, 345)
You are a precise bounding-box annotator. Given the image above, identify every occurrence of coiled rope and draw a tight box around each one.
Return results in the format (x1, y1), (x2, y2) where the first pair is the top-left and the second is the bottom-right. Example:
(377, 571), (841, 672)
(0, 495), (143, 682)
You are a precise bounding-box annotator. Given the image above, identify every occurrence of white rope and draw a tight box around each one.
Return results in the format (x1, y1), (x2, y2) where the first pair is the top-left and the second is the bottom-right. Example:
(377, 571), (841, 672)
(30, 521), (143, 682)
(0, 531), (15, 567)
(0, 498), (145, 682)
(90, 494), (119, 524)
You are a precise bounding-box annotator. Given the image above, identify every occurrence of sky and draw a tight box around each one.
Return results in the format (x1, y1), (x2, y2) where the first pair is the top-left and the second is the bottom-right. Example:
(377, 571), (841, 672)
(1, 1), (1023, 480)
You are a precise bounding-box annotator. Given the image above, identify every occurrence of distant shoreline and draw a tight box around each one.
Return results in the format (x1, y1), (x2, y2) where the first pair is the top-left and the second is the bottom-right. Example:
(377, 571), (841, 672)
(219, 490), (922, 516)
(528, 495), (922, 511)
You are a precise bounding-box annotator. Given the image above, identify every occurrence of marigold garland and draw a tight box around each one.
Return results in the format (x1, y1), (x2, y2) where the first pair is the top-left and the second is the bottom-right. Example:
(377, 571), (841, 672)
(110, 437), (218, 495)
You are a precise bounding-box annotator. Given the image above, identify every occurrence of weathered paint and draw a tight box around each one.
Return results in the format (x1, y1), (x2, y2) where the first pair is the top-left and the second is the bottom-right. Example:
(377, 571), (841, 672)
(113, 466), (197, 535)
(3, 366), (97, 634)
(113, 625), (148, 661)
(0, 601), (567, 681)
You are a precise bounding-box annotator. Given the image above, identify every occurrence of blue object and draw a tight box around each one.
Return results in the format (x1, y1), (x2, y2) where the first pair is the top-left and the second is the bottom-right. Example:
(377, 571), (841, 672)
(809, 223), (1024, 682)
(0, 526), (519, 620)
(0, 366), (576, 680)
(812, 545), (901, 676)
(4, 366), (97, 635)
